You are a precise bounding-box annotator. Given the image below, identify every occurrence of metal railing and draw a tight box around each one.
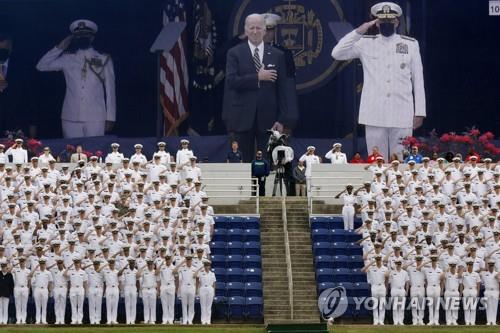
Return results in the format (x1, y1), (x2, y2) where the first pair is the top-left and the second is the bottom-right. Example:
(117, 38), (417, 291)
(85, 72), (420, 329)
(281, 196), (294, 320)
(201, 177), (260, 214)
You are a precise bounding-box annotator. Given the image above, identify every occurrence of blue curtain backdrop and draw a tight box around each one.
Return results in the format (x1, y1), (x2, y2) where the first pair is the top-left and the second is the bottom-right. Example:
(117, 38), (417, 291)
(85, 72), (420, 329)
(0, 0), (498, 139)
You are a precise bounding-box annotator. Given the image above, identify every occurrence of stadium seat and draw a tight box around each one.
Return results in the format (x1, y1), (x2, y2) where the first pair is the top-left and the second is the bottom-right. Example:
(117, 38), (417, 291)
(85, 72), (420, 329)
(314, 255), (333, 269)
(354, 218), (363, 229)
(243, 216), (260, 230)
(245, 282), (263, 297)
(349, 255), (364, 268)
(210, 254), (226, 268)
(226, 282), (245, 297)
(353, 282), (371, 297)
(214, 216), (230, 229)
(335, 282), (354, 295)
(245, 297), (263, 319)
(316, 268), (335, 283)
(243, 255), (261, 269)
(244, 268), (262, 283)
(215, 282), (226, 297)
(213, 296), (227, 319)
(350, 268), (367, 282)
(228, 296), (245, 319)
(331, 268), (350, 282)
(346, 243), (362, 255)
(313, 242), (331, 256)
(212, 268), (227, 283)
(243, 229), (260, 242)
(227, 241), (244, 255)
(226, 268), (244, 282)
(332, 255), (350, 269)
(210, 241), (226, 255)
(312, 228), (330, 242)
(317, 282), (335, 295)
(213, 229), (227, 242)
(227, 216), (244, 229)
(243, 241), (261, 256)
(331, 242), (348, 255)
(331, 229), (348, 242)
(226, 255), (243, 269)
(228, 228), (244, 242)
(344, 231), (360, 242)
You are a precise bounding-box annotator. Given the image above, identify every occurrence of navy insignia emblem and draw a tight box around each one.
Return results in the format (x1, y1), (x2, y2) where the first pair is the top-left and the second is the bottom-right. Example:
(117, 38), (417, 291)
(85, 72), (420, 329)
(396, 43), (408, 54)
(382, 5), (391, 14)
(78, 22), (86, 29)
(400, 63), (406, 69)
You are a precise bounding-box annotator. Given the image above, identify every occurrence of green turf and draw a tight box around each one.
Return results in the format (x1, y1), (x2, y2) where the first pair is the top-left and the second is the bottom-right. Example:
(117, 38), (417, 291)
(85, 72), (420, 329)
(0, 326), (267, 333)
(329, 325), (500, 333)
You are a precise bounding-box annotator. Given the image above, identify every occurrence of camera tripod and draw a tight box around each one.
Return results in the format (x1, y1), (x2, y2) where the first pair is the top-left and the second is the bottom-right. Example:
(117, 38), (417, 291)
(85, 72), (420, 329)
(272, 164), (286, 196)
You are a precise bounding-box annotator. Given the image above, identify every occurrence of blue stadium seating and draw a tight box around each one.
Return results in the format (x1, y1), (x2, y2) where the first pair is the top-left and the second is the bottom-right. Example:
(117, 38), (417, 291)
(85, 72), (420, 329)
(243, 229), (260, 242)
(331, 242), (348, 255)
(316, 268), (335, 283)
(227, 241), (244, 255)
(317, 282), (335, 294)
(245, 297), (263, 319)
(312, 228), (330, 242)
(227, 255), (244, 268)
(245, 282), (263, 297)
(211, 254), (226, 268)
(314, 255), (333, 269)
(213, 228), (227, 242)
(212, 268), (227, 283)
(332, 255), (350, 269)
(215, 282), (226, 297)
(228, 228), (244, 242)
(331, 268), (351, 282)
(244, 268), (262, 283)
(243, 241), (261, 255)
(243, 255), (262, 269)
(227, 268), (244, 282)
(243, 216), (260, 230)
(313, 242), (331, 256)
(210, 241), (226, 255)
(353, 282), (371, 297)
(227, 282), (245, 297)
(228, 296), (245, 319)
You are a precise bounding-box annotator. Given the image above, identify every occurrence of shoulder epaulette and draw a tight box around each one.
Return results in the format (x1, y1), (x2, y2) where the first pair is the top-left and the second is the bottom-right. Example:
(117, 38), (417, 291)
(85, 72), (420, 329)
(401, 35), (416, 42)
(362, 35), (377, 39)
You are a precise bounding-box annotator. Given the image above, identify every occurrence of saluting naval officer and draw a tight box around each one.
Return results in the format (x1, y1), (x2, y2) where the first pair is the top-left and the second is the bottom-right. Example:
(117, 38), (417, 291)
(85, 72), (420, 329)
(37, 19), (116, 138)
(331, 2), (425, 160)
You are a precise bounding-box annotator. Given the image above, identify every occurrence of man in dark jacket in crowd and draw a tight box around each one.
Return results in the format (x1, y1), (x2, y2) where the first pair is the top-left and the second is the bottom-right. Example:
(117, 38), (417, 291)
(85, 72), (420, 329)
(0, 259), (14, 324)
(251, 150), (270, 196)
(293, 160), (307, 196)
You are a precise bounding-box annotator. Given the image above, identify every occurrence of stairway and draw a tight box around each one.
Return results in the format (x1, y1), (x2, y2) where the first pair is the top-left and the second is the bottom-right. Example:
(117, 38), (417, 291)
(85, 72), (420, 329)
(285, 197), (320, 323)
(259, 197), (292, 323)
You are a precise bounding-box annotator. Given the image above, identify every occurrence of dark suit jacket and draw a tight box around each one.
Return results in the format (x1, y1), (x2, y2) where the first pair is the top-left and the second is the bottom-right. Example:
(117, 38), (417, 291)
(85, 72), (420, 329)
(0, 56), (35, 134)
(222, 42), (291, 133)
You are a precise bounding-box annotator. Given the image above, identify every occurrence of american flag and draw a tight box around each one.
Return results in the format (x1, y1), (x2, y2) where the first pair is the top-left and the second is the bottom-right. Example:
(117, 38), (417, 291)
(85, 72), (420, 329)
(160, 0), (189, 136)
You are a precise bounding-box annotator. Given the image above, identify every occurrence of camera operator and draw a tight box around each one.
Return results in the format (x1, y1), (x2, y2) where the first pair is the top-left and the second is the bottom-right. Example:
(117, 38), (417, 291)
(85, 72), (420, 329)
(251, 151), (270, 196)
(267, 130), (294, 196)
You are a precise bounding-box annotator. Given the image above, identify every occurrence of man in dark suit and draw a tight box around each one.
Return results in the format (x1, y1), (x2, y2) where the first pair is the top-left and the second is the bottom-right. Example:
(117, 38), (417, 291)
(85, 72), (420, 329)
(0, 31), (36, 136)
(222, 14), (293, 162)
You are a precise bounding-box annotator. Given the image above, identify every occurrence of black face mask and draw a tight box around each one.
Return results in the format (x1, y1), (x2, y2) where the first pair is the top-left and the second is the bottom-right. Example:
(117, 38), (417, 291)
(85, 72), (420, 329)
(379, 22), (396, 37)
(0, 48), (10, 62)
(72, 37), (92, 50)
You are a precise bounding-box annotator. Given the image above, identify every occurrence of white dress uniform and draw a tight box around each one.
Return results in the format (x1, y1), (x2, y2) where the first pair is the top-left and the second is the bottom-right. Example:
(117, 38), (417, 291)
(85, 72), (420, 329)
(389, 268), (409, 325)
(121, 267), (137, 324)
(407, 263), (425, 325)
(461, 270), (480, 325)
(67, 268), (88, 324)
(443, 271), (460, 325)
(331, 25), (425, 159)
(325, 151), (347, 164)
(198, 268), (216, 325)
(140, 267), (157, 324)
(159, 263), (176, 324)
(36, 40), (116, 138)
(86, 267), (104, 324)
(32, 268), (53, 324)
(481, 269), (499, 325)
(12, 267), (30, 324)
(105, 152), (124, 164)
(422, 265), (442, 325)
(5, 146), (28, 164)
(367, 264), (388, 325)
(103, 268), (119, 324)
(52, 268), (68, 324)
(178, 264), (197, 325)
(341, 192), (356, 230)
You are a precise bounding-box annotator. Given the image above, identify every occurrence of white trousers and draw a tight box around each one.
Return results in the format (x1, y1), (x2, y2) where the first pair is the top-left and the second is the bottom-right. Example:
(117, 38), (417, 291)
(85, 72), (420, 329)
(391, 288), (405, 325)
(365, 126), (412, 161)
(88, 287), (103, 324)
(105, 287), (119, 324)
(426, 286), (440, 325)
(342, 205), (355, 230)
(444, 290), (459, 325)
(462, 289), (477, 325)
(62, 120), (105, 138)
(142, 288), (156, 324)
(53, 287), (67, 324)
(160, 285), (176, 324)
(0, 297), (9, 324)
(410, 287), (425, 324)
(199, 287), (214, 324)
(69, 287), (85, 324)
(14, 286), (29, 324)
(371, 285), (386, 325)
(34, 287), (49, 324)
(484, 290), (499, 325)
(180, 286), (195, 324)
(123, 286), (137, 324)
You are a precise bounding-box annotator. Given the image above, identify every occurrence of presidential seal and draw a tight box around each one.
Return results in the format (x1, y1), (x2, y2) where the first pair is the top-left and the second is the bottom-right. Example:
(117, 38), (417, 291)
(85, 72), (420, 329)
(229, 0), (344, 94)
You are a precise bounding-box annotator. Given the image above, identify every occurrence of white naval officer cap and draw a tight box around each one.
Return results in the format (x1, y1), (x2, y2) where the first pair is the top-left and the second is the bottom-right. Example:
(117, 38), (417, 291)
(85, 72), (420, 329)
(307, 146), (315, 151)
(157, 141), (166, 146)
(333, 142), (342, 148)
(70, 19), (98, 35)
(371, 2), (403, 19)
(134, 144), (143, 149)
(262, 13), (281, 29)
(111, 142), (120, 148)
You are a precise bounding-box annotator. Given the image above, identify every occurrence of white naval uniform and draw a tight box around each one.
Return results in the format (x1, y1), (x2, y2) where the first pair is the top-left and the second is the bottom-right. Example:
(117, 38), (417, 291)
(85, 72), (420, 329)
(68, 268), (88, 324)
(140, 268), (157, 324)
(179, 265), (197, 324)
(52, 269), (68, 324)
(5, 147), (28, 164)
(389, 269), (408, 325)
(444, 272), (460, 325)
(461, 271), (480, 325)
(198, 269), (216, 324)
(481, 270), (499, 325)
(105, 152), (124, 164)
(12, 267), (30, 324)
(87, 268), (104, 324)
(103, 269), (120, 324)
(423, 266), (442, 325)
(341, 193), (356, 230)
(368, 265), (388, 325)
(407, 264), (425, 325)
(32, 269), (53, 324)
(332, 30), (425, 159)
(121, 267), (137, 324)
(36, 47), (116, 138)
(325, 151), (347, 164)
(159, 264), (176, 324)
